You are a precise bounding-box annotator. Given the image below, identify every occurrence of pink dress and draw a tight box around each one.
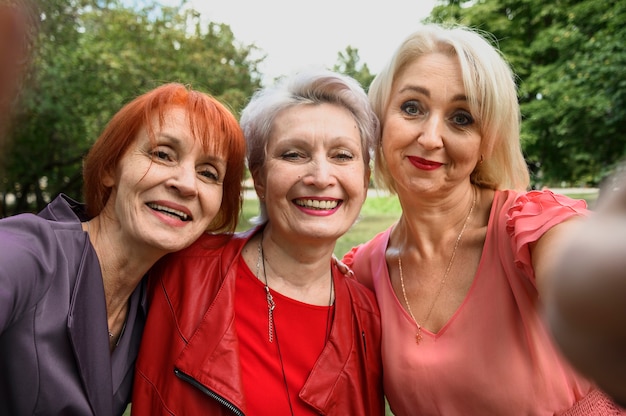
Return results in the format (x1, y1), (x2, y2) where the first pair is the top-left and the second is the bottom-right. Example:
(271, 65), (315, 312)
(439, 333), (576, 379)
(344, 189), (624, 415)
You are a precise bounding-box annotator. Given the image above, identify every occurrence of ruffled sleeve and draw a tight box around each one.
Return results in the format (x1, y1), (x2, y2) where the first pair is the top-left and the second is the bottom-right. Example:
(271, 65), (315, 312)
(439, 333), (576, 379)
(506, 190), (589, 278)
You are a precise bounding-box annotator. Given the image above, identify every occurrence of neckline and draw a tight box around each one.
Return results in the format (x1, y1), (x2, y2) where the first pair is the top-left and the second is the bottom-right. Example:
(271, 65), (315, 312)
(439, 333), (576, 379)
(384, 190), (498, 340)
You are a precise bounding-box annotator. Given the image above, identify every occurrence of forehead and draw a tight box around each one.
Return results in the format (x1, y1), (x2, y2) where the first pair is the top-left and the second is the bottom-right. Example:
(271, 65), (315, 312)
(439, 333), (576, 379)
(394, 53), (464, 93)
(150, 106), (230, 159)
(271, 103), (358, 139)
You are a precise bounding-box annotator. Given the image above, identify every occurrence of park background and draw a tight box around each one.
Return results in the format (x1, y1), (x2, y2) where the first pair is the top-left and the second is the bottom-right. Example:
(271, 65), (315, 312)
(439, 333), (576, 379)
(1, 0), (624, 220)
(3, 1), (616, 414)
(238, 188), (599, 259)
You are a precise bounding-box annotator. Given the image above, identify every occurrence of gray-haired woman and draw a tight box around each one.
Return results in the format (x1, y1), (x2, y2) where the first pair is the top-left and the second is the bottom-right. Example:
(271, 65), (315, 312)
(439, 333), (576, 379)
(132, 69), (384, 415)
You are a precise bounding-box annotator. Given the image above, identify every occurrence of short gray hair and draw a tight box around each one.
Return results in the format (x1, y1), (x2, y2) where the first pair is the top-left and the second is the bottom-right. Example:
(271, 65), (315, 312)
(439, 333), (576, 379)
(240, 68), (379, 223)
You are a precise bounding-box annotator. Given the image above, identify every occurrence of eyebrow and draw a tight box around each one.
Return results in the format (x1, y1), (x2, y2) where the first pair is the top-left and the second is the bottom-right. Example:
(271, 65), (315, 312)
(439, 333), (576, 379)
(157, 132), (185, 145)
(399, 85), (468, 103)
(159, 133), (227, 167)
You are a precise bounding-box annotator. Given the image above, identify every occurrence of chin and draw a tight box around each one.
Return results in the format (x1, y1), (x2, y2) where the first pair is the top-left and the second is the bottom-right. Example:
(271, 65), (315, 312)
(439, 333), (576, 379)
(151, 236), (189, 254)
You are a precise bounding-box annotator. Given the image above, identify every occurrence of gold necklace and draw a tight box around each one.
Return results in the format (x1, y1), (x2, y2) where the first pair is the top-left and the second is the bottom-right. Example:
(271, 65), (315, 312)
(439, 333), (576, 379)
(398, 190), (477, 344)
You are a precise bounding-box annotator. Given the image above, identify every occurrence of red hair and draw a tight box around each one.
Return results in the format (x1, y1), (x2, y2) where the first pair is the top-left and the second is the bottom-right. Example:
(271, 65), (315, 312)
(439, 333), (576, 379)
(82, 83), (245, 232)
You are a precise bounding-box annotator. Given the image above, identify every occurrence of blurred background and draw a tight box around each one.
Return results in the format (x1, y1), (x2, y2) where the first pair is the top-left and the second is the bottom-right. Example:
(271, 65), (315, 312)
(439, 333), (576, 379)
(1, 0), (624, 218)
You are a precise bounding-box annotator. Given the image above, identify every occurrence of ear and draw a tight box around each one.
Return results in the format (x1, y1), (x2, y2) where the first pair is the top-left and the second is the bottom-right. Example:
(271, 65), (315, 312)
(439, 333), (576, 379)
(102, 168), (116, 188)
(252, 168), (266, 200)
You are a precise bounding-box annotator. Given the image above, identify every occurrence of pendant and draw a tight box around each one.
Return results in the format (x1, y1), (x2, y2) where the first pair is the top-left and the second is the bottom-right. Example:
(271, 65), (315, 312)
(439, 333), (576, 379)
(416, 326), (423, 344)
(265, 285), (275, 343)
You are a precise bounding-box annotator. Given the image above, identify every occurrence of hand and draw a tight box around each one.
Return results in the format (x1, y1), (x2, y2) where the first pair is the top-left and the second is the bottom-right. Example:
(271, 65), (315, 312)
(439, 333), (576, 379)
(332, 254), (354, 277)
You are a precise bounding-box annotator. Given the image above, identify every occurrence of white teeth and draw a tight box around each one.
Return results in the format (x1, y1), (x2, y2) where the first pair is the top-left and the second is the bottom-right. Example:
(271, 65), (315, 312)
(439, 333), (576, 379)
(147, 203), (190, 221)
(295, 199), (339, 210)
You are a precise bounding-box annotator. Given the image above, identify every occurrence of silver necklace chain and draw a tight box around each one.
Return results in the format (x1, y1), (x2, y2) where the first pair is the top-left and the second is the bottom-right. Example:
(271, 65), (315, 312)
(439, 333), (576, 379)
(256, 237), (276, 342)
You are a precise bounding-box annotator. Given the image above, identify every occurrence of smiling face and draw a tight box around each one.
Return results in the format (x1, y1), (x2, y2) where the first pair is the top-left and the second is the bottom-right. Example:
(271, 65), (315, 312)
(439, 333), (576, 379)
(254, 102), (368, 245)
(382, 52), (482, 196)
(101, 106), (226, 254)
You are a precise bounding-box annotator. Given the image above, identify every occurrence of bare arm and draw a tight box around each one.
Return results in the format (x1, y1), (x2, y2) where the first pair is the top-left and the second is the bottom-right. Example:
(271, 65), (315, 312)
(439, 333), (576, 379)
(542, 183), (626, 407)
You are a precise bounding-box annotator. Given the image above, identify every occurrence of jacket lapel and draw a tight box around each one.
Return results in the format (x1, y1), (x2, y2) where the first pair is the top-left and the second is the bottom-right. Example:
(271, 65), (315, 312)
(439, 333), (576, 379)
(67, 246), (113, 416)
(300, 268), (354, 413)
(174, 234), (250, 410)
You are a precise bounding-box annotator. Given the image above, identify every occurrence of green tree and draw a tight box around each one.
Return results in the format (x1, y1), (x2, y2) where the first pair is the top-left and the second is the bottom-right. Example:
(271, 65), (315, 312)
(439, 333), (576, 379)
(2, 0), (87, 216)
(2, 0), (262, 216)
(333, 46), (375, 91)
(428, 0), (626, 187)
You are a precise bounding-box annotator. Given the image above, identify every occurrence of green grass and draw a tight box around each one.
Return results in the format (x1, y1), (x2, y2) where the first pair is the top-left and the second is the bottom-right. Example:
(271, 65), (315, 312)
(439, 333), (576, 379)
(237, 189), (598, 259)
(336, 195), (401, 257)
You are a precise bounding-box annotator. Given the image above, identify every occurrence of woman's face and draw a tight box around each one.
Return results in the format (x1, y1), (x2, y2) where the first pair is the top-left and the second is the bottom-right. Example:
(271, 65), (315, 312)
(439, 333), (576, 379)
(102, 107), (226, 253)
(381, 52), (482, 196)
(255, 102), (368, 245)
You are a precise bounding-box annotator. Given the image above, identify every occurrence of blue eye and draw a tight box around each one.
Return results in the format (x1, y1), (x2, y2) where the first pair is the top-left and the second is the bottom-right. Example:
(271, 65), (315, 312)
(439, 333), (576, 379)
(451, 111), (474, 126)
(401, 100), (422, 116)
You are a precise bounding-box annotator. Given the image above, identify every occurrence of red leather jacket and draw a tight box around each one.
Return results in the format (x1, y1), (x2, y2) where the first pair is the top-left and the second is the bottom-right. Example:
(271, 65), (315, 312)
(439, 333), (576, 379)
(132, 228), (384, 415)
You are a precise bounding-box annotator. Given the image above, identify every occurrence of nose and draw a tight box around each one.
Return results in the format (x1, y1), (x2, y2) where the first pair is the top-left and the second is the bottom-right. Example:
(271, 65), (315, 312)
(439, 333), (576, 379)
(303, 158), (336, 188)
(168, 162), (199, 198)
(417, 114), (444, 150)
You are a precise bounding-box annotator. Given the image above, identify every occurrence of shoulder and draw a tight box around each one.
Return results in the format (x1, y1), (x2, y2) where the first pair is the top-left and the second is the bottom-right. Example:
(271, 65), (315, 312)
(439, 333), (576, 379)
(37, 194), (87, 222)
(0, 209), (82, 264)
(500, 189), (589, 233)
(341, 227), (392, 290)
(1, 194), (87, 252)
(0, 214), (51, 292)
(490, 189), (589, 279)
(150, 229), (256, 289)
(170, 233), (237, 258)
(494, 189), (588, 215)
(342, 227), (392, 268)
(162, 228), (254, 261)
(0, 207), (87, 328)
(335, 268), (379, 317)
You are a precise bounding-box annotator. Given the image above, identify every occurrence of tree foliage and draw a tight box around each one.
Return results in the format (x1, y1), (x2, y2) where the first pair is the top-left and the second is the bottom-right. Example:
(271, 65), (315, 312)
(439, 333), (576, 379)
(2, 0), (262, 216)
(333, 46), (375, 91)
(428, 0), (626, 187)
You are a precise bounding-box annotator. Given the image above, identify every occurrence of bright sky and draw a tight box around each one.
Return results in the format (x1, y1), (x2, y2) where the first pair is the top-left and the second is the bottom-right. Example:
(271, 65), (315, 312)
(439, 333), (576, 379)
(179, 0), (437, 84)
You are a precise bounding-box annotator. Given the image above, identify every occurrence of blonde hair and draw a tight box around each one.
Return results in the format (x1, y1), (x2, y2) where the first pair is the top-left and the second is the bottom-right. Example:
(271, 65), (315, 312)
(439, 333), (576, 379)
(369, 23), (529, 192)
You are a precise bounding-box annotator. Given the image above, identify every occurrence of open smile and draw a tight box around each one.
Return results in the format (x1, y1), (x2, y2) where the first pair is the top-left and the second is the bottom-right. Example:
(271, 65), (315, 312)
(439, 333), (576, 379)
(293, 198), (341, 210)
(147, 203), (192, 221)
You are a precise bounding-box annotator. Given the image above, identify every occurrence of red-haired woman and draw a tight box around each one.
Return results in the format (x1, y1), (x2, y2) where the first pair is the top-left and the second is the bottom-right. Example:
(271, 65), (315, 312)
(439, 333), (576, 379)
(0, 83), (246, 416)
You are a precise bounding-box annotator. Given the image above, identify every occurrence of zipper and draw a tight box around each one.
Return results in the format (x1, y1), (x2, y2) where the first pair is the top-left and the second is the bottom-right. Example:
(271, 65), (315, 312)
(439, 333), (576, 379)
(362, 331), (367, 354)
(175, 368), (244, 415)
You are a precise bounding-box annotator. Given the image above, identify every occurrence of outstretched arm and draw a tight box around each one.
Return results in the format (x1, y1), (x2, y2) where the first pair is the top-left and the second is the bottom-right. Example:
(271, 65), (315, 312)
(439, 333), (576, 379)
(544, 179), (626, 408)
